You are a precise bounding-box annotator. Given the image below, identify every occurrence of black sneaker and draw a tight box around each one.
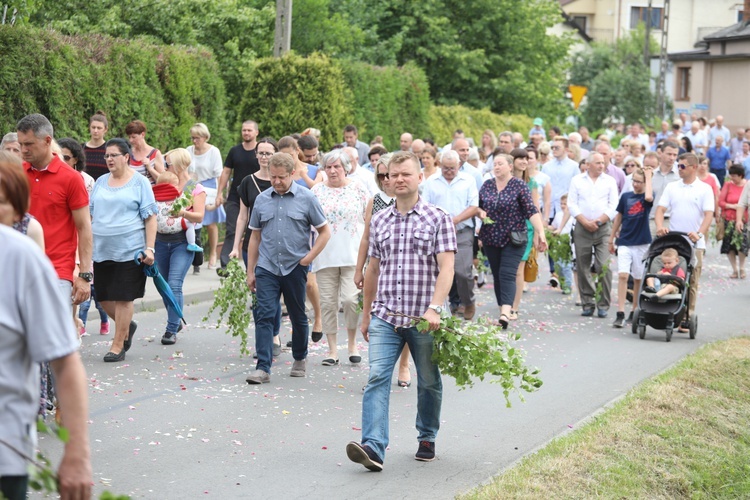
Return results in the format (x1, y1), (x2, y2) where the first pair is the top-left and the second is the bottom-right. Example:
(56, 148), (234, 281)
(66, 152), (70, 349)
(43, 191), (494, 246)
(415, 441), (436, 461)
(346, 442), (383, 471)
(581, 307), (595, 317)
(193, 266), (200, 275)
(613, 312), (625, 328)
(626, 311), (634, 323)
(161, 332), (177, 345)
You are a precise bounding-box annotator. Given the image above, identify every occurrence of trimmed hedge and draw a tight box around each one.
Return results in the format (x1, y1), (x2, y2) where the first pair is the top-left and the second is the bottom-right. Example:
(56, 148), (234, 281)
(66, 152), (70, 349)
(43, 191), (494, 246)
(0, 26), (230, 154)
(428, 105), (534, 148)
(339, 61), (430, 151)
(238, 52), (352, 151)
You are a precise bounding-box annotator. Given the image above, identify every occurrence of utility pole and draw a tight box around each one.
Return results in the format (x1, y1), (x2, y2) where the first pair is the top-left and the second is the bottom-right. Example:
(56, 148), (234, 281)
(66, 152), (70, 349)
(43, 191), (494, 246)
(273, 0), (293, 57)
(656, 0), (671, 118)
(643, 0), (652, 67)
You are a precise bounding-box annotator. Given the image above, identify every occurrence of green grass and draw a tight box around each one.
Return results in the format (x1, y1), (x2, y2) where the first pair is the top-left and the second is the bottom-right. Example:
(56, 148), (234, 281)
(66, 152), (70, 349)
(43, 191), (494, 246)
(461, 337), (750, 499)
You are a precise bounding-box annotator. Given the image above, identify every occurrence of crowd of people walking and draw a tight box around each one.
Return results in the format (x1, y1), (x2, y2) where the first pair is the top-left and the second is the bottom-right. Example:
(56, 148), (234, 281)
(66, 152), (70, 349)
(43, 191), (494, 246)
(1, 109), (748, 497)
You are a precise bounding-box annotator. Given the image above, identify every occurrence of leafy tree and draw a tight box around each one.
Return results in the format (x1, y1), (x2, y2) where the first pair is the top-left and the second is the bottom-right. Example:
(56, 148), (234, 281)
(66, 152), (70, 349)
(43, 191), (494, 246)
(570, 24), (659, 128)
(336, 0), (573, 119)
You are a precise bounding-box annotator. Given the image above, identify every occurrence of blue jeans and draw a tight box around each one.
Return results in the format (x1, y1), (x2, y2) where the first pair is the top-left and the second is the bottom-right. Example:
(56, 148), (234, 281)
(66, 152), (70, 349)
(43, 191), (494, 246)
(254, 264), (308, 373)
(361, 316), (442, 462)
(155, 239), (194, 334)
(555, 260), (574, 290)
(241, 252), (281, 338)
(78, 285), (108, 324)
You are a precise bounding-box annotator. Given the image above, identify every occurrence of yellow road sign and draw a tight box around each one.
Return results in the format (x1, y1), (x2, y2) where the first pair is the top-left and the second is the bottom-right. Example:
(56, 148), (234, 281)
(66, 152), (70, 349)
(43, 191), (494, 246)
(569, 85), (588, 110)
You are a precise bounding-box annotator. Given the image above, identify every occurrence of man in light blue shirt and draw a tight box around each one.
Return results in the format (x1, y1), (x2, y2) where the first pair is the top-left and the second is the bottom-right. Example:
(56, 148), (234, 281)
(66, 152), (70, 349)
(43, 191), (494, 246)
(452, 137), (484, 191)
(246, 153), (331, 384)
(422, 150), (479, 320)
(708, 115), (731, 147)
(542, 136), (579, 221)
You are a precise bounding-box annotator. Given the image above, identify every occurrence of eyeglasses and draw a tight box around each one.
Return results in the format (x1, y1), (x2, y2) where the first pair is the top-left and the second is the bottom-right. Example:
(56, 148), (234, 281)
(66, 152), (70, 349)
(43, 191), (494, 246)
(164, 161), (171, 168)
(625, 163), (637, 167)
(376, 173), (389, 180)
(103, 153), (124, 159)
(678, 163), (688, 170)
(632, 179), (645, 185)
(63, 154), (72, 162)
(551, 145), (562, 151)
(257, 152), (274, 157)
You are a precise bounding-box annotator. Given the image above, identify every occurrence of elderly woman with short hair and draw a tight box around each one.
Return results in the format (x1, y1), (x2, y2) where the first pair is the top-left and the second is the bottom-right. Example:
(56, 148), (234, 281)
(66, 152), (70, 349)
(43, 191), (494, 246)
(311, 150), (369, 365)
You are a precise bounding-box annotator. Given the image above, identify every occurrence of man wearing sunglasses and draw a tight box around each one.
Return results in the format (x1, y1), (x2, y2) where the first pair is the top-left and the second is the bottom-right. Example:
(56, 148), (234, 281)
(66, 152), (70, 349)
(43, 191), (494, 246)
(649, 141), (680, 237)
(654, 153), (714, 332)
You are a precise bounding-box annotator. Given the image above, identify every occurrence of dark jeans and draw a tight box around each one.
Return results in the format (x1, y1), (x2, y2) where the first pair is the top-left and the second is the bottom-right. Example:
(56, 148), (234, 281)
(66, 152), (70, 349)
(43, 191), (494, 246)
(220, 199), (240, 268)
(254, 264), (309, 373)
(1, 475), (28, 500)
(483, 243), (525, 307)
(711, 168), (726, 188)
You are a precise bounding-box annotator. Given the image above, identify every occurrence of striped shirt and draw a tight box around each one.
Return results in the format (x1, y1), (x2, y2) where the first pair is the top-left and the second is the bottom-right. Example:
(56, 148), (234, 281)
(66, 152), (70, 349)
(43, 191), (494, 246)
(368, 197), (457, 327)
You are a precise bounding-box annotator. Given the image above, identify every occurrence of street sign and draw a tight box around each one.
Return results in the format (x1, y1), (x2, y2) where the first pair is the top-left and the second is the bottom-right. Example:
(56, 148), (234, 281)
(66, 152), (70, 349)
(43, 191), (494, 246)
(693, 103), (709, 110)
(568, 85), (588, 110)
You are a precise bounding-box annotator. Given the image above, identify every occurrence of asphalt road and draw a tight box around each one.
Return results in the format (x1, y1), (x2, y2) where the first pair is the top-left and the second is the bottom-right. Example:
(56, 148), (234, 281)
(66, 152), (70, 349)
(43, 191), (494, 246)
(35, 244), (748, 499)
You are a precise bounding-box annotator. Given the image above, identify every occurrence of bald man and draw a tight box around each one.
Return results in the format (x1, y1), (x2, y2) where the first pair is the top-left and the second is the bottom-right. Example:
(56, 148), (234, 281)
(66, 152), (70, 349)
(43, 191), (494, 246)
(400, 133), (413, 152)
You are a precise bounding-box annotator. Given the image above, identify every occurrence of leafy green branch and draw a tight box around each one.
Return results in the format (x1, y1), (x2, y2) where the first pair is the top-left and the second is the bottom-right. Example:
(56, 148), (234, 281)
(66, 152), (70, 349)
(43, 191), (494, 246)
(476, 249), (491, 275)
(203, 259), (254, 355)
(545, 229), (573, 289)
(388, 312), (542, 407)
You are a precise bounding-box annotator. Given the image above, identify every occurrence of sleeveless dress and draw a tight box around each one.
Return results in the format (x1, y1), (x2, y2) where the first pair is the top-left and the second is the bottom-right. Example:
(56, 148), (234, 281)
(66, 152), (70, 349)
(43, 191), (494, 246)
(130, 148), (159, 185)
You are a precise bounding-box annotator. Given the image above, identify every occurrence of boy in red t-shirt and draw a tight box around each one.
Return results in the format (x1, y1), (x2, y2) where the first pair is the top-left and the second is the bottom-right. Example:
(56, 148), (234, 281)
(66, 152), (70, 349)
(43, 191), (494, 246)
(644, 248), (686, 298)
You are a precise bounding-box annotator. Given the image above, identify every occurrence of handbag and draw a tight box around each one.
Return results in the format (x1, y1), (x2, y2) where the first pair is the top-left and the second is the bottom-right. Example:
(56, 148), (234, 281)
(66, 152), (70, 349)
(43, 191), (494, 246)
(715, 218), (725, 242)
(524, 248), (539, 283)
(509, 229), (528, 247)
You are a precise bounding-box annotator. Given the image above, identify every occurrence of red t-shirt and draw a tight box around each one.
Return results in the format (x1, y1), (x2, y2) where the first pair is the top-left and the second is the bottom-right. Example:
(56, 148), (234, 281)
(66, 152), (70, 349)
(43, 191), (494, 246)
(25, 155), (89, 282)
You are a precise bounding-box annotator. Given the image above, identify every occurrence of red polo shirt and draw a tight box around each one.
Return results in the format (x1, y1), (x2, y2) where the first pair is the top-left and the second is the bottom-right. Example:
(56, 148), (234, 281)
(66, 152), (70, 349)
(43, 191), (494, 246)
(25, 155), (89, 282)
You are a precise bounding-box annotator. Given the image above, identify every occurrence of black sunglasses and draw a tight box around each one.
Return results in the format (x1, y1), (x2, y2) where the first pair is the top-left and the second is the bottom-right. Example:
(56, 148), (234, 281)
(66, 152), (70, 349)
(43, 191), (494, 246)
(678, 163), (688, 170)
(376, 173), (389, 180)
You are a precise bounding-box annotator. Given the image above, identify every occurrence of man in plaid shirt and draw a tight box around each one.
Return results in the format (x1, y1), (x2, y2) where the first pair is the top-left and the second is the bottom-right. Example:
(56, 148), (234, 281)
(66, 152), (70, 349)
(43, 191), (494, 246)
(347, 151), (457, 471)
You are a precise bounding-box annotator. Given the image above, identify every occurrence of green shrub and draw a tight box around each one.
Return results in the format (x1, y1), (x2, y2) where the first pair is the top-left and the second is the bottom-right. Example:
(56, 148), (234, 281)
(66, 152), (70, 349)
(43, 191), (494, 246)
(0, 26), (230, 154)
(428, 105), (534, 147)
(238, 52), (352, 151)
(339, 61), (430, 150)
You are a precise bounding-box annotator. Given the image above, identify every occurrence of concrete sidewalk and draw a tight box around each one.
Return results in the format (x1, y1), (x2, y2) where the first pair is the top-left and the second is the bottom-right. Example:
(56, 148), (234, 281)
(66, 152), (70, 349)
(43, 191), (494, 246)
(135, 263), (223, 313)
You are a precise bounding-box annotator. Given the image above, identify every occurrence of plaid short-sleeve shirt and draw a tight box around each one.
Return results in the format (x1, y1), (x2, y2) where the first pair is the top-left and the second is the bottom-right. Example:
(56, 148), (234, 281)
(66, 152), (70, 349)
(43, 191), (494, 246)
(368, 197), (457, 327)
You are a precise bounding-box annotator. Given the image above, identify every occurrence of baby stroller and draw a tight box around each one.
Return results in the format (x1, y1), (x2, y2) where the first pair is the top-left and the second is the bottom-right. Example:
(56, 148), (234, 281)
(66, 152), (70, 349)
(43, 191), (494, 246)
(631, 232), (697, 342)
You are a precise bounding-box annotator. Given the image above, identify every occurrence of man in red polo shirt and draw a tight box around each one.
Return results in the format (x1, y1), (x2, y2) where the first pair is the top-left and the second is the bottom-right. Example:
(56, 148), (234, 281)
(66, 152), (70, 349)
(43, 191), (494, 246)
(17, 113), (92, 304)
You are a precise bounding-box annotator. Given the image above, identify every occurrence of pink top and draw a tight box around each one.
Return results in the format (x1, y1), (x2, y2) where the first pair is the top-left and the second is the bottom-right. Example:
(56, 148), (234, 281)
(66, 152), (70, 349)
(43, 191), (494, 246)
(719, 181), (747, 222)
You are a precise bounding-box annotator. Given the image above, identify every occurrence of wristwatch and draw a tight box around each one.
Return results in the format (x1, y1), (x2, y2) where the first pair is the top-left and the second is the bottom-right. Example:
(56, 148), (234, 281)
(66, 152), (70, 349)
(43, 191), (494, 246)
(78, 272), (93, 283)
(696, 232), (704, 240)
(428, 304), (443, 314)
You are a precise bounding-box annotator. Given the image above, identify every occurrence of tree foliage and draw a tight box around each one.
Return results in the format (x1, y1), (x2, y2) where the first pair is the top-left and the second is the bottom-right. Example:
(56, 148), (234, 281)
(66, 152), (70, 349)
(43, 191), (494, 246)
(570, 24), (659, 128)
(428, 105), (533, 147)
(19, 0), (566, 125)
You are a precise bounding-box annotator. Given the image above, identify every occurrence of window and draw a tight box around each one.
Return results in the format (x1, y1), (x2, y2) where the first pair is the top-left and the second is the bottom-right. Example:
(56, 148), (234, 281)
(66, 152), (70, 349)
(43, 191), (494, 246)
(572, 15), (587, 33)
(738, 10), (745, 23)
(676, 67), (690, 101)
(630, 6), (664, 30)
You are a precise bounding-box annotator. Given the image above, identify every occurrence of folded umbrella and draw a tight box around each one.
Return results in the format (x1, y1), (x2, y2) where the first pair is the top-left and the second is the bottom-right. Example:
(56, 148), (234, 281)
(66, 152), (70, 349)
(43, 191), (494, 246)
(134, 251), (186, 325)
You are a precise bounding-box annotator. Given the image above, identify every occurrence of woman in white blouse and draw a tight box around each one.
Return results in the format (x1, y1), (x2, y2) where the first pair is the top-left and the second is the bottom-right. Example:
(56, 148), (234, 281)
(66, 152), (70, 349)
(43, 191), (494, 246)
(187, 123), (225, 271)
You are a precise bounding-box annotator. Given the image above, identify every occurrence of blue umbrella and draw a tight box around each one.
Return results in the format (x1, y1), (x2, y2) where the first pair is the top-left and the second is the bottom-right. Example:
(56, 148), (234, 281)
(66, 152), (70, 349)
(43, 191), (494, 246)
(134, 251), (186, 325)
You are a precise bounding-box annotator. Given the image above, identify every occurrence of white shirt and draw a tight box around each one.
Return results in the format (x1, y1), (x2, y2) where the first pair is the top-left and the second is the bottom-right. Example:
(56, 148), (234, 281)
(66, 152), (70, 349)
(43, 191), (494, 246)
(542, 156), (580, 217)
(566, 171), (619, 222)
(651, 166), (680, 219)
(685, 130), (707, 154)
(421, 172), (478, 231)
(0, 227), (79, 475)
(347, 166), (379, 197)
(188, 145), (223, 182)
(658, 178), (714, 250)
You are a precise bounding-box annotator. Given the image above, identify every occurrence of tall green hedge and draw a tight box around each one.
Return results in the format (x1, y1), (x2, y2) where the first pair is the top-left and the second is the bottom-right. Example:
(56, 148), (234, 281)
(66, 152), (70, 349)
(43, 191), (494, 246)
(339, 61), (430, 151)
(238, 52), (352, 151)
(428, 105), (534, 147)
(0, 26), (230, 154)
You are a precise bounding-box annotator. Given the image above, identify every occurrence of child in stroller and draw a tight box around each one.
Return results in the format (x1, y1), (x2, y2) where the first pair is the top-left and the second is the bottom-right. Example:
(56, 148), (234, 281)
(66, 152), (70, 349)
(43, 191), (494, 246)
(642, 248), (686, 300)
